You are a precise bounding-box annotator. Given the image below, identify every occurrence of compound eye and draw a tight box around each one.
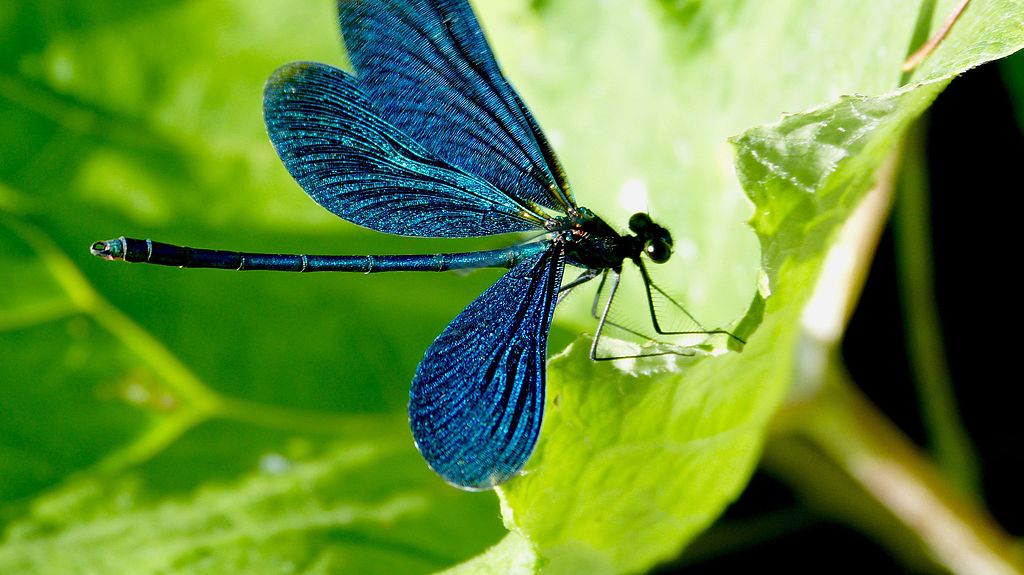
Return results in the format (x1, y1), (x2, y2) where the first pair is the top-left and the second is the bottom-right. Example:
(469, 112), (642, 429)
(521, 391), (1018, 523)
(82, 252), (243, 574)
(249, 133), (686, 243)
(645, 238), (671, 263)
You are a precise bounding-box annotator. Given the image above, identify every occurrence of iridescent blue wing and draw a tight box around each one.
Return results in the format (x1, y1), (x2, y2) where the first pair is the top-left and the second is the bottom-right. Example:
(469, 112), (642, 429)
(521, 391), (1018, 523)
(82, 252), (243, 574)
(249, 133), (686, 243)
(338, 0), (575, 213)
(409, 247), (564, 489)
(264, 62), (546, 238)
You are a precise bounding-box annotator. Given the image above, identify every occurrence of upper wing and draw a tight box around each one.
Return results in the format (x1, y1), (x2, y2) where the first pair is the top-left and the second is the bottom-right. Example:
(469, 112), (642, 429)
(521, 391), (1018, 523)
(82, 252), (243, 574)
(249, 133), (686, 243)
(338, 0), (575, 213)
(409, 247), (564, 490)
(264, 61), (545, 238)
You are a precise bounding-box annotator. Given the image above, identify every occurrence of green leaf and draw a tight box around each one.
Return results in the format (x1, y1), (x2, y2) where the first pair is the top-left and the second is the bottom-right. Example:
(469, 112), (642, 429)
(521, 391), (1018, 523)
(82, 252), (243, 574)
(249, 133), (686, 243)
(493, 0), (1024, 572)
(2, 0), (1023, 573)
(0, 426), (498, 574)
(439, 533), (536, 575)
(495, 82), (950, 573)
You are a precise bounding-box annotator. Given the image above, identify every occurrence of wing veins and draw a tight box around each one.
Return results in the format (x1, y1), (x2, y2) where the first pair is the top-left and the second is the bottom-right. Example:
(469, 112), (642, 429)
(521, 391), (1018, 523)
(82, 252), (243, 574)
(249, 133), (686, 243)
(408, 247), (564, 488)
(374, 10), (558, 199)
(420, 2), (565, 198)
(492, 249), (562, 446)
(367, 82), (553, 206)
(264, 62), (546, 237)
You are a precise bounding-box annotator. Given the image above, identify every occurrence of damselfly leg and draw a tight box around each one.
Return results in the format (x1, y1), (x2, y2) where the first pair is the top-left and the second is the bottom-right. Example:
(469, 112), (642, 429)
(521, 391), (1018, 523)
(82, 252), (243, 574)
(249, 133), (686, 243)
(588, 266), (744, 361)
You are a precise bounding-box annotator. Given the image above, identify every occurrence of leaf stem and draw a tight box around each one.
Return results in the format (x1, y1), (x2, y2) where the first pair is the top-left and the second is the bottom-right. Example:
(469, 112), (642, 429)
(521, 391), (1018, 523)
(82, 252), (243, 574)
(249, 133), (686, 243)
(773, 359), (1022, 574)
(902, 0), (972, 72)
(893, 117), (980, 497)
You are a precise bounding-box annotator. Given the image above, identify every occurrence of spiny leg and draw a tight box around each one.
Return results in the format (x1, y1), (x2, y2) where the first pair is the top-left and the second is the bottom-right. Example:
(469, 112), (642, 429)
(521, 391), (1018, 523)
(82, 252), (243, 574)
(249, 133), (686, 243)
(589, 269), (696, 361)
(588, 269), (666, 343)
(557, 268), (601, 306)
(636, 259), (744, 343)
(589, 270), (621, 361)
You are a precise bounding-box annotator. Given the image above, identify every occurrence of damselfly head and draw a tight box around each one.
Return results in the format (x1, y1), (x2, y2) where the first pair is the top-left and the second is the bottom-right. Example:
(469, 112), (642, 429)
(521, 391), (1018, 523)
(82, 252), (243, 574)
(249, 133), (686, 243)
(628, 213), (672, 264)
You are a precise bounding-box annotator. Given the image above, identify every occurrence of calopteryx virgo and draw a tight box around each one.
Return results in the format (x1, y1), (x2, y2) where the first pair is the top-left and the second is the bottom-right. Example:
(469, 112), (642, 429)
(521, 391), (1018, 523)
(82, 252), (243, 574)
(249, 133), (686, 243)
(91, 0), (740, 490)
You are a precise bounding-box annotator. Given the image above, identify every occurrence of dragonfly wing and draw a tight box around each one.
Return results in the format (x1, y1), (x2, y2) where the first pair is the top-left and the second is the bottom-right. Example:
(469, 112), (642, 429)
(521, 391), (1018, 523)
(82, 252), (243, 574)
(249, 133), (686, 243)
(339, 0), (575, 212)
(409, 247), (564, 490)
(264, 61), (544, 238)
